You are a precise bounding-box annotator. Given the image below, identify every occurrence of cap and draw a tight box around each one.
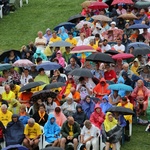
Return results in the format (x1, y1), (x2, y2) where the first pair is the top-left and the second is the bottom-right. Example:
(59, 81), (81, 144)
(110, 21), (116, 25)
(46, 28), (50, 32)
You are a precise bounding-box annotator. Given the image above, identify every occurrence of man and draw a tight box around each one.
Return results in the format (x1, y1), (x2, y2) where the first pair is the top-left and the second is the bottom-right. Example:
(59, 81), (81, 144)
(142, 28), (150, 41)
(10, 83), (21, 99)
(60, 116), (81, 150)
(49, 31), (62, 43)
(9, 67), (20, 84)
(116, 3), (126, 15)
(80, 23), (91, 38)
(81, 120), (99, 150)
(88, 39), (98, 50)
(0, 104), (12, 127)
(70, 87), (81, 103)
(113, 38), (125, 53)
(62, 47), (72, 64)
(65, 32), (77, 47)
(0, 94), (8, 107)
(23, 118), (42, 150)
(101, 39), (111, 53)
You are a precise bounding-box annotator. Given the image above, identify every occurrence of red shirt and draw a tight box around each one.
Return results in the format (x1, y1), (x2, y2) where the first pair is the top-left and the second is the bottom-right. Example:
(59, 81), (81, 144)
(104, 70), (117, 82)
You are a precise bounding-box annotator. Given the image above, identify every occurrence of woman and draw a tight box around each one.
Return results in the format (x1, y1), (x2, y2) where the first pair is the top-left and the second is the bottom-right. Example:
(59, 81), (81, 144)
(33, 104), (48, 126)
(109, 90), (120, 106)
(114, 59), (123, 77)
(55, 51), (65, 68)
(2, 70), (13, 86)
(58, 26), (68, 41)
(51, 70), (66, 83)
(130, 58), (140, 76)
(32, 98), (43, 114)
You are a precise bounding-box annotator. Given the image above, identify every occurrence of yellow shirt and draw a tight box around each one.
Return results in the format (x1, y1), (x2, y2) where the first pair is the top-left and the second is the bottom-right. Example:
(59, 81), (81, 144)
(50, 37), (62, 43)
(66, 38), (77, 46)
(0, 110), (12, 126)
(24, 123), (42, 139)
(2, 91), (15, 103)
(130, 65), (139, 76)
(11, 85), (21, 99)
(88, 44), (98, 50)
(64, 83), (72, 96)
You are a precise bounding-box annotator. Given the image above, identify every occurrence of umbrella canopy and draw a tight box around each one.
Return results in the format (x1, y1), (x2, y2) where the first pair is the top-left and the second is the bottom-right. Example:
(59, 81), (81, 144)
(68, 14), (85, 23)
(76, 21), (93, 29)
(81, 0), (96, 8)
(108, 83), (133, 91)
(133, 48), (150, 56)
(129, 24), (150, 29)
(107, 106), (134, 115)
(111, 0), (134, 5)
(91, 15), (112, 22)
(70, 45), (96, 54)
(13, 59), (35, 67)
(53, 22), (75, 31)
(88, 1), (108, 10)
(104, 50), (119, 55)
(50, 41), (72, 47)
(134, 1), (150, 8)
(86, 52), (115, 63)
(0, 63), (12, 71)
(30, 90), (57, 102)
(69, 68), (93, 78)
(118, 13), (137, 20)
(20, 81), (45, 92)
(43, 82), (66, 90)
(2, 144), (28, 150)
(36, 62), (61, 71)
(112, 53), (134, 60)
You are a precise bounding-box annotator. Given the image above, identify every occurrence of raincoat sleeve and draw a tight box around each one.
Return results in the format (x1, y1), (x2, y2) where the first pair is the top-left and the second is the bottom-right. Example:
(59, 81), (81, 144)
(44, 125), (55, 138)
(61, 122), (69, 138)
(73, 123), (81, 139)
(41, 53), (48, 61)
(119, 115), (127, 128)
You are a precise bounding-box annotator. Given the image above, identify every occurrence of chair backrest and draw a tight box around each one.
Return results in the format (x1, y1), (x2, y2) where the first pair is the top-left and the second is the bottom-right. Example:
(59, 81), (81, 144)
(60, 73), (67, 81)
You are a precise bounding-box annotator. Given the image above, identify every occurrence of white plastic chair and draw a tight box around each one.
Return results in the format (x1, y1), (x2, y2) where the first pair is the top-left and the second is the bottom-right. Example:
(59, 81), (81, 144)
(26, 0), (28, 4)
(0, 141), (6, 149)
(39, 126), (44, 149)
(0, 5), (4, 18)
(60, 73), (67, 81)
(20, 0), (23, 7)
(129, 123), (132, 136)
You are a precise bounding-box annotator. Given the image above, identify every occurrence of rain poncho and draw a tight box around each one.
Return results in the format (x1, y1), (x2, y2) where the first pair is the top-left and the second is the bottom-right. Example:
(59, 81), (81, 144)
(58, 26), (69, 41)
(117, 76), (126, 97)
(56, 50), (65, 67)
(33, 48), (48, 61)
(44, 114), (60, 143)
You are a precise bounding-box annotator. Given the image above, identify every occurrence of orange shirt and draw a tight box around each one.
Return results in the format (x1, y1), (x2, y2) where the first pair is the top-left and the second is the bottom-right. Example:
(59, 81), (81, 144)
(72, 91), (81, 103)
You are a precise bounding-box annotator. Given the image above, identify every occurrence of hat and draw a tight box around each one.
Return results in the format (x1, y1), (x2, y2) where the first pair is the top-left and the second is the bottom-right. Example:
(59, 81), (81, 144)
(110, 21), (116, 25)
(46, 28), (51, 32)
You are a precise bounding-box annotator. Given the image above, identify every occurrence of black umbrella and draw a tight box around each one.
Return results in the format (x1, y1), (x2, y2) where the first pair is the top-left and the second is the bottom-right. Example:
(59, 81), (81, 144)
(68, 14), (85, 23)
(104, 50), (119, 55)
(69, 68), (93, 78)
(43, 82), (66, 90)
(86, 52), (115, 63)
(133, 47), (150, 56)
(107, 106), (134, 115)
(20, 81), (45, 92)
(50, 41), (72, 47)
(41, 147), (63, 150)
(30, 90), (57, 102)
(53, 22), (75, 31)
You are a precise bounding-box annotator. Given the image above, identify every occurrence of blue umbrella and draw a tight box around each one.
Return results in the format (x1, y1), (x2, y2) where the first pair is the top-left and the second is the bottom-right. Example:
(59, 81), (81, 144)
(36, 62), (61, 71)
(128, 24), (150, 29)
(53, 22), (75, 31)
(108, 83), (133, 91)
(50, 41), (72, 47)
(2, 144), (28, 150)
(0, 63), (12, 71)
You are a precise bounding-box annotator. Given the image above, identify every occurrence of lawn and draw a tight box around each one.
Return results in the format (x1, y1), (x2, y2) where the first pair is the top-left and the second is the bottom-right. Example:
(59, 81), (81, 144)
(0, 0), (150, 150)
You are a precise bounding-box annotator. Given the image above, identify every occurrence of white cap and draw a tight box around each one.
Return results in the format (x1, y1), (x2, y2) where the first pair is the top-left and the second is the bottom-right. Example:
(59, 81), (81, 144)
(66, 93), (73, 99)
(110, 21), (116, 25)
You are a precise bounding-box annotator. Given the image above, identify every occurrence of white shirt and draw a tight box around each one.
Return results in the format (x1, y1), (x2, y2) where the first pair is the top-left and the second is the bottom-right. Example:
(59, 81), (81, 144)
(77, 38), (89, 46)
(35, 36), (47, 53)
(101, 44), (111, 53)
(113, 44), (125, 52)
(20, 75), (33, 85)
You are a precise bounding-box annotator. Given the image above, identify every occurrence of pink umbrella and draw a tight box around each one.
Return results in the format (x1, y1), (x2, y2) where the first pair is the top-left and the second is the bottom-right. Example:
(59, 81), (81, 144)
(111, 0), (134, 5)
(88, 1), (108, 10)
(13, 59), (35, 67)
(0, 77), (6, 82)
(112, 53), (134, 60)
(70, 45), (96, 53)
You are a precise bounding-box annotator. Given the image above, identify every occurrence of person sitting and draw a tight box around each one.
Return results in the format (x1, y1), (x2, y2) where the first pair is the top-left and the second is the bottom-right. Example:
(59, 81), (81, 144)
(23, 118), (42, 150)
(62, 47), (72, 64)
(50, 31), (62, 43)
(90, 104), (105, 129)
(33, 48), (48, 61)
(109, 90), (120, 106)
(44, 114), (61, 147)
(60, 116), (81, 150)
(5, 114), (24, 146)
(130, 58), (140, 76)
(2, 70), (13, 86)
(80, 23), (91, 38)
(55, 50), (65, 68)
(81, 120), (99, 150)
(44, 28), (52, 44)
(73, 104), (87, 128)
(33, 104), (48, 127)
(65, 32), (77, 47)
(10, 83), (21, 99)
(0, 121), (5, 144)
(70, 87), (81, 103)
(58, 26), (69, 41)
(51, 70), (66, 83)
(113, 38), (125, 53)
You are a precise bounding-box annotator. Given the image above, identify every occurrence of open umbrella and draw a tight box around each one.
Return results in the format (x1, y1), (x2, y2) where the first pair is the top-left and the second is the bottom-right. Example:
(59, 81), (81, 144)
(111, 0), (134, 5)
(128, 24), (150, 29)
(69, 68), (93, 78)
(133, 47), (150, 56)
(134, 1), (150, 8)
(104, 50), (119, 55)
(53, 22), (75, 31)
(108, 83), (133, 91)
(112, 53), (134, 60)
(36, 62), (61, 71)
(118, 13), (137, 20)
(68, 14), (85, 23)
(88, 1), (108, 10)
(20, 81), (45, 92)
(107, 106), (134, 115)
(30, 90), (57, 102)
(81, 1), (95, 8)
(76, 21), (93, 29)
(13, 59), (35, 67)
(50, 41), (72, 47)
(91, 15), (112, 22)
(86, 53), (115, 63)
(41, 147), (63, 150)
(70, 45), (96, 54)
(0, 63), (12, 71)
(2, 144), (28, 150)
(43, 82), (66, 90)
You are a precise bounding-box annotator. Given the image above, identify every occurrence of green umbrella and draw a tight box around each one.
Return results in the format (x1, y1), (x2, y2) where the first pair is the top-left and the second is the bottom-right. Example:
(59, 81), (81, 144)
(135, 1), (150, 8)
(0, 63), (12, 71)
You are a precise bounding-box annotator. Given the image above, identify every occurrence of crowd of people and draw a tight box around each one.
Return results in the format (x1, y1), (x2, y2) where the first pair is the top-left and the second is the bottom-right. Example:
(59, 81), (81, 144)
(0, 0), (150, 150)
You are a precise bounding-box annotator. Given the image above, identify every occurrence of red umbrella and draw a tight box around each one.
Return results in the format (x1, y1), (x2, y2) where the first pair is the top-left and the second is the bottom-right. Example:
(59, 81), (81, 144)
(111, 0), (134, 5)
(112, 53), (134, 60)
(88, 1), (108, 10)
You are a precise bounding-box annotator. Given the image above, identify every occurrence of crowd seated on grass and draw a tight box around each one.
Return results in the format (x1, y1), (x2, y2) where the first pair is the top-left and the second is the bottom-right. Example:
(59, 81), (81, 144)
(1, 1), (150, 150)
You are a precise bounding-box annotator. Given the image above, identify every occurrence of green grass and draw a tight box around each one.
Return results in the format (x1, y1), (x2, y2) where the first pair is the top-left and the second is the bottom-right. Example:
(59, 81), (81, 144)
(0, 0), (150, 149)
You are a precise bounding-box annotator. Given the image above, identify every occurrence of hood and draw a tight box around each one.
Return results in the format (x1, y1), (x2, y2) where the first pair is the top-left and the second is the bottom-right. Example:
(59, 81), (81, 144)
(36, 48), (42, 54)
(102, 95), (109, 102)
(100, 78), (106, 84)
(56, 50), (62, 57)
(117, 76), (125, 84)
(76, 104), (83, 111)
(11, 99), (18, 106)
(59, 26), (66, 33)
(12, 114), (19, 120)
(94, 103), (101, 111)
(96, 23), (102, 29)
(48, 114), (56, 123)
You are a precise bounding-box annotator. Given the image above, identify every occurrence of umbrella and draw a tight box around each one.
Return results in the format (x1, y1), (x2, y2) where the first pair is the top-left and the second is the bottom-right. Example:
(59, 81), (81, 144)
(86, 53), (115, 63)
(88, 1), (108, 10)
(108, 83), (133, 91)
(69, 68), (93, 78)
(43, 82), (66, 90)
(0, 63), (12, 71)
(135, 1), (150, 8)
(91, 15), (112, 22)
(13, 59), (35, 67)
(70, 45), (96, 54)
(76, 21), (93, 29)
(133, 47), (150, 56)
(41, 147), (63, 150)
(53, 22), (75, 31)
(107, 106), (134, 115)
(36, 62), (61, 71)
(112, 53), (134, 60)
(50, 41), (72, 47)
(20, 81), (45, 92)
(111, 0), (134, 5)
(81, 1), (95, 8)
(0, 77), (6, 82)
(2, 144), (28, 150)
(104, 50), (119, 55)
(30, 90), (57, 102)
(118, 13), (137, 20)
(128, 24), (150, 29)
(68, 14), (85, 23)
